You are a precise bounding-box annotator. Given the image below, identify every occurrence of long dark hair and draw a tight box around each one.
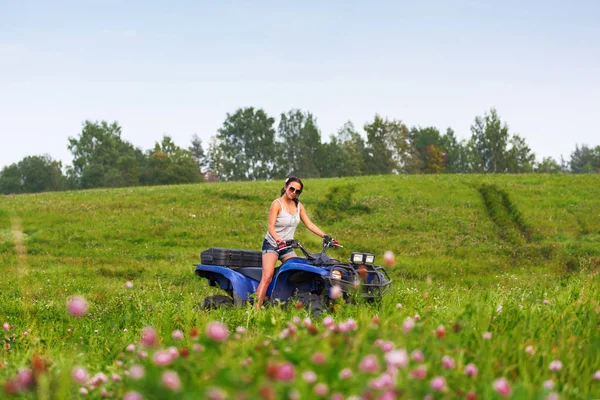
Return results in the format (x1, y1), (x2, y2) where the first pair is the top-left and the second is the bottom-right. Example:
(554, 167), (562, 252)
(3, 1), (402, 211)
(281, 176), (304, 206)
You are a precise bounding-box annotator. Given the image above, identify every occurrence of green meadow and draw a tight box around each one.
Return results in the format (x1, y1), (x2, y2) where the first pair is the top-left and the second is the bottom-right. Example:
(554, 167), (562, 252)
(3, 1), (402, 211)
(1, 174), (599, 399)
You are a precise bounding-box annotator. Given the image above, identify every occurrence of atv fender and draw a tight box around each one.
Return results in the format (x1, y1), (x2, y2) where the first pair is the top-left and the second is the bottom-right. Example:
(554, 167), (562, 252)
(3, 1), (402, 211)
(270, 262), (330, 301)
(194, 265), (257, 304)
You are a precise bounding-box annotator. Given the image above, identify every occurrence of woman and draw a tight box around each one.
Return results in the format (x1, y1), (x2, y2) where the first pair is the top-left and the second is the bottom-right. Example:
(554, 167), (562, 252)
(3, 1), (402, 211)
(255, 176), (335, 310)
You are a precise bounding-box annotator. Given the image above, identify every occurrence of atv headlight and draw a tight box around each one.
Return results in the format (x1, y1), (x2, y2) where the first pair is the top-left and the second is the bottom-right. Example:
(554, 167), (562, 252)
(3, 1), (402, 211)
(351, 252), (375, 265)
(332, 270), (342, 280)
(351, 253), (364, 264)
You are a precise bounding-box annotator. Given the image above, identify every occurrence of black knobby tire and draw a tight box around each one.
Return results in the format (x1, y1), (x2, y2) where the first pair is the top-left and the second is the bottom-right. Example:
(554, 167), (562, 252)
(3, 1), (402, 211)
(201, 295), (234, 310)
(298, 292), (326, 317)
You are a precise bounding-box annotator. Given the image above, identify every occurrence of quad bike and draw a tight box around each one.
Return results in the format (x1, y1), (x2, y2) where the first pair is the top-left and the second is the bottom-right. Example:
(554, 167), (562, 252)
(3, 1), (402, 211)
(194, 236), (392, 315)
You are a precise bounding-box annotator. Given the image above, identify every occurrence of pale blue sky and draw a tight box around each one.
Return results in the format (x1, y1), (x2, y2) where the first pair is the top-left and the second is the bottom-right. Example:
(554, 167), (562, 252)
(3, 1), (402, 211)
(1, 0), (599, 169)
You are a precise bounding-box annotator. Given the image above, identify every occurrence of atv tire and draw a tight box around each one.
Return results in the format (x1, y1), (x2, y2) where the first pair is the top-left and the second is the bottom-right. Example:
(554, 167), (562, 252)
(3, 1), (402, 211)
(201, 295), (234, 310)
(298, 292), (326, 317)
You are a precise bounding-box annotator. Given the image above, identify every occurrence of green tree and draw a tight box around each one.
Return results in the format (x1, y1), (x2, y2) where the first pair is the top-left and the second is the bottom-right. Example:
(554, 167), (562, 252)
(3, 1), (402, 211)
(408, 126), (443, 173)
(145, 136), (203, 185)
(363, 115), (410, 175)
(569, 144), (600, 173)
(0, 164), (22, 194)
(505, 135), (536, 173)
(278, 109), (323, 178)
(468, 108), (510, 173)
(439, 128), (470, 173)
(423, 144), (445, 174)
(535, 157), (561, 173)
(189, 134), (207, 174)
(67, 120), (141, 188)
(0, 155), (66, 194)
(209, 107), (277, 181)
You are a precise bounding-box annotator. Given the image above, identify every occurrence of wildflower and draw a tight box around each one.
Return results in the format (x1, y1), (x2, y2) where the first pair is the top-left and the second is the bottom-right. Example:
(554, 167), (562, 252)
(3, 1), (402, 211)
(525, 345), (535, 355)
(411, 350), (424, 362)
(302, 370), (317, 383)
(125, 281), (133, 289)
(594, 370), (600, 380)
(15, 368), (34, 389)
(111, 373), (121, 382)
(193, 344), (204, 352)
(303, 318), (312, 327)
(141, 326), (158, 347)
(414, 313), (421, 321)
(396, 303), (403, 309)
(137, 351), (148, 359)
(330, 285), (342, 299)
(312, 352), (326, 364)
(402, 317), (415, 334)
(441, 355), (455, 369)
(383, 251), (395, 267)
(292, 316), (301, 324)
(206, 322), (229, 342)
(359, 354), (380, 373)
(411, 365), (427, 380)
(496, 305), (503, 314)
(189, 327), (199, 338)
(465, 363), (478, 376)
(483, 332), (492, 340)
(90, 372), (108, 386)
(172, 330), (184, 340)
(123, 392), (143, 400)
(385, 349), (408, 368)
(430, 376), (446, 391)
(275, 362), (295, 382)
(547, 392), (559, 400)
(549, 360), (562, 371)
(161, 370), (181, 392)
(126, 344), (135, 352)
(67, 296), (88, 318)
(493, 377), (512, 397)
(2, 322), (9, 331)
(72, 366), (88, 384)
(129, 365), (145, 380)
(435, 325), (446, 338)
(369, 372), (395, 390)
(80, 387), (88, 395)
(339, 368), (353, 379)
(380, 341), (394, 352)
(235, 326), (246, 334)
(314, 383), (329, 396)
(346, 318), (357, 331)
(152, 350), (175, 367)
(543, 380), (554, 389)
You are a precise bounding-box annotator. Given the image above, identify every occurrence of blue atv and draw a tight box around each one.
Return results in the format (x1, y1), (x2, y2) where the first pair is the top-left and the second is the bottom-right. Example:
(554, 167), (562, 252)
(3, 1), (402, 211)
(194, 236), (392, 315)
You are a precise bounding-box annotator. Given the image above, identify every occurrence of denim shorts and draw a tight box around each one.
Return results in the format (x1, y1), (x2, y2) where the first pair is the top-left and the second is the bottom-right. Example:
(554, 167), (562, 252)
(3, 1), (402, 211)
(262, 238), (295, 259)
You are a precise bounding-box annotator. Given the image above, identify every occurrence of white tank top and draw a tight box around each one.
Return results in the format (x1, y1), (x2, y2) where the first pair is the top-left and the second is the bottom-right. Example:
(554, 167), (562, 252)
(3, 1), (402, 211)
(265, 199), (301, 246)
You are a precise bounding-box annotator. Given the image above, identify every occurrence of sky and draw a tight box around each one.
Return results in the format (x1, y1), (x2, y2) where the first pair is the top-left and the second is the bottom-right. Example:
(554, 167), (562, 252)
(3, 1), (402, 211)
(1, 0), (599, 169)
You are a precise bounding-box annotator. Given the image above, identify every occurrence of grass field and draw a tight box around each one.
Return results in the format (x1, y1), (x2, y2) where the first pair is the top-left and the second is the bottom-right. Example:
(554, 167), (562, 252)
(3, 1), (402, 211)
(1, 174), (599, 399)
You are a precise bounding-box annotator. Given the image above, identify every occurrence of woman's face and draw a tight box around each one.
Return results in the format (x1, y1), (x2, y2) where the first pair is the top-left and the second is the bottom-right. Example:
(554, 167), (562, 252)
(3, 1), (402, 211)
(285, 182), (302, 200)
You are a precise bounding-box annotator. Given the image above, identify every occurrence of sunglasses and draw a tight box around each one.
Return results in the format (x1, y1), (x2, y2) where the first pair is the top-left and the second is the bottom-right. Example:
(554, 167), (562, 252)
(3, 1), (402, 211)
(288, 186), (302, 195)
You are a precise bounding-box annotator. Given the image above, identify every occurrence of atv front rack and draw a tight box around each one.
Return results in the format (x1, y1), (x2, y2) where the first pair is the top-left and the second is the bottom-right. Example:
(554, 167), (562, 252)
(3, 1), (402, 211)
(323, 263), (392, 300)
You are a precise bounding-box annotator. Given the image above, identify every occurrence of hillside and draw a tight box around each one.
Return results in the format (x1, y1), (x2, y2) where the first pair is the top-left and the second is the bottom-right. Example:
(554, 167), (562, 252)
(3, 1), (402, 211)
(1, 174), (599, 398)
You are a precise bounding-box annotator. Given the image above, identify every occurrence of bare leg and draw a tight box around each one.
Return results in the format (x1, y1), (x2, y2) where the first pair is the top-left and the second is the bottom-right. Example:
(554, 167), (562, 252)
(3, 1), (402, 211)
(256, 252), (278, 310)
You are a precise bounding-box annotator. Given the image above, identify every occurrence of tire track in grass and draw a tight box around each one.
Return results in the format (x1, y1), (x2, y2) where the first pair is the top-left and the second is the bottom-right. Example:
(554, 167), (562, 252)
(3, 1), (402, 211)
(11, 216), (28, 275)
(478, 184), (533, 245)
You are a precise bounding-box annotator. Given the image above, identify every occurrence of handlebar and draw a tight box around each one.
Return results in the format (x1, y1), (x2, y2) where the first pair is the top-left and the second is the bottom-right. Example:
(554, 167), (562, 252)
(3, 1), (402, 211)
(278, 236), (341, 263)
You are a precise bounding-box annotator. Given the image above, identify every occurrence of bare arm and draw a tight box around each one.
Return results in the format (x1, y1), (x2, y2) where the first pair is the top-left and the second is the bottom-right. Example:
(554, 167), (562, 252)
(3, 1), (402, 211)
(268, 200), (282, 241)
(299, 203), (325, 238)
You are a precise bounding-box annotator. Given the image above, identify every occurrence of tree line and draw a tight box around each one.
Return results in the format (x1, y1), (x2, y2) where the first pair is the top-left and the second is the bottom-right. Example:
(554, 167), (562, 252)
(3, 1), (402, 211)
(1, 107), (599, 195)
